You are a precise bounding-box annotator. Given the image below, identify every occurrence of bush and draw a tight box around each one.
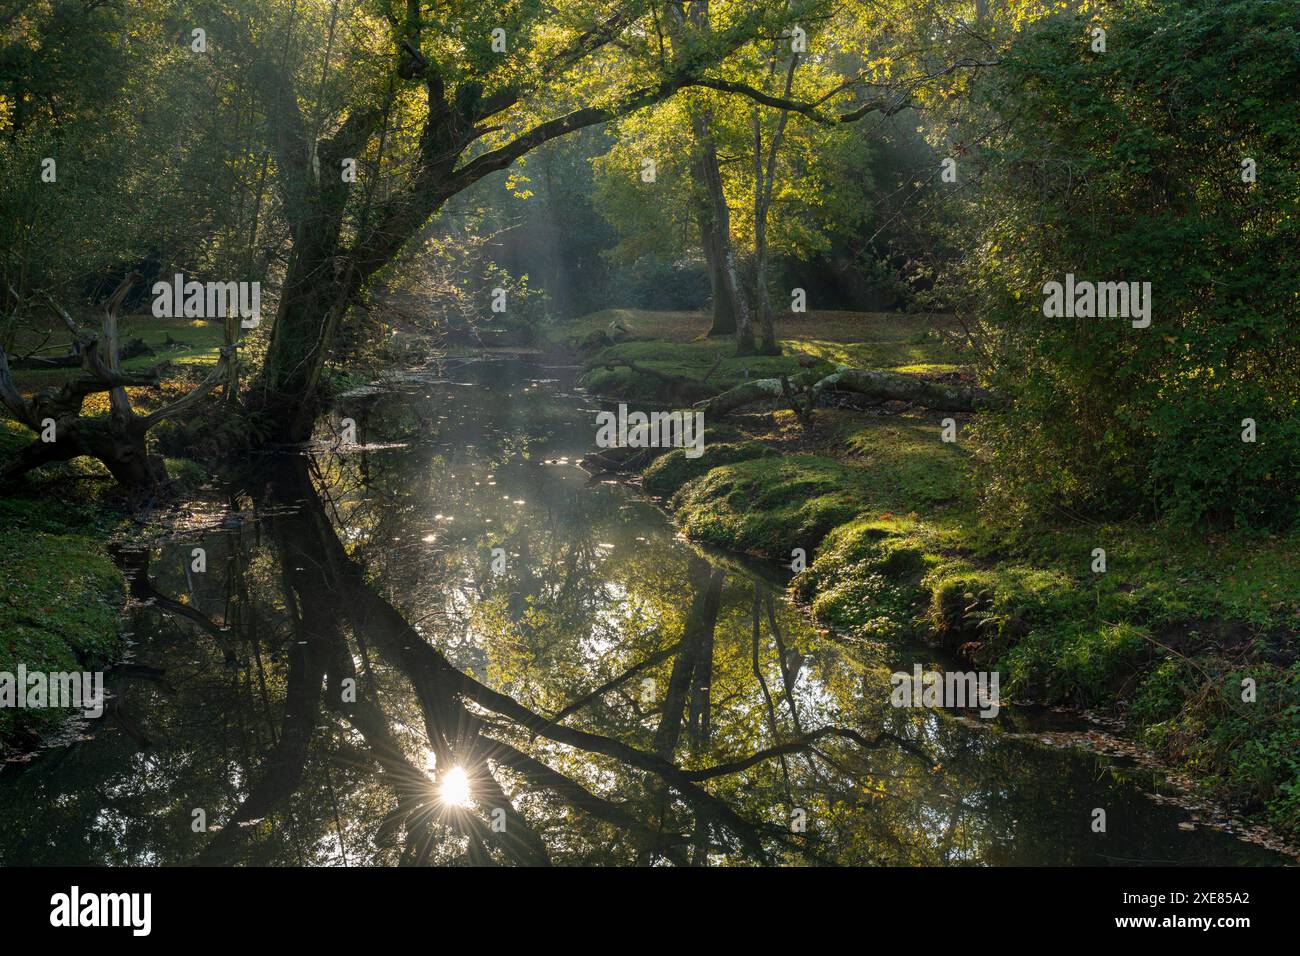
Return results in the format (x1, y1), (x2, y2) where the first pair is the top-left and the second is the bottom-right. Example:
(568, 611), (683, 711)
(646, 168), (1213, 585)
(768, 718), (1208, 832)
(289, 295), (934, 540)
(967, 0), (1300, 527)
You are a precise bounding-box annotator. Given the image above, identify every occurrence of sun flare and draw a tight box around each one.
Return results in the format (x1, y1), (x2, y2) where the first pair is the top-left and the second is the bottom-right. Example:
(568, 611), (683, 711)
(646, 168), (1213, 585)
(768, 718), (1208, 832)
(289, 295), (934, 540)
(438, 765), (472, 808)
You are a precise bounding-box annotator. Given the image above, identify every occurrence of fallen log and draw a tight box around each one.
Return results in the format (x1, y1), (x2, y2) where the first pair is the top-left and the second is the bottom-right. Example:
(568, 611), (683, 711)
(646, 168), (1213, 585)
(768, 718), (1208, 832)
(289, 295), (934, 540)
(696, 377), (787, 417)
(696, 366), (997, 417)
(812, 367), (997, 412)
(9, 336), (153, 369)
(598, 357), (721, 403)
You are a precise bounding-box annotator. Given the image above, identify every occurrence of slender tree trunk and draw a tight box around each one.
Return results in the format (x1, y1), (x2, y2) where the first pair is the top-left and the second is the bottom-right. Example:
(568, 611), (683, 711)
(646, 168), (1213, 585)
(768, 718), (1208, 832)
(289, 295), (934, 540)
(753, 207), (778, 354)
(751, 49), (798, 356)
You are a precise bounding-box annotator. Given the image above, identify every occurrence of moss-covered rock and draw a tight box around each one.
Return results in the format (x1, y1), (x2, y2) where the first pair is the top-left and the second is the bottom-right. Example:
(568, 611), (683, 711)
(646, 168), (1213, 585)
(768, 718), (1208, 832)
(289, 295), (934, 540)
(671, 455), (862, 558)
(642, 441), (775, 499)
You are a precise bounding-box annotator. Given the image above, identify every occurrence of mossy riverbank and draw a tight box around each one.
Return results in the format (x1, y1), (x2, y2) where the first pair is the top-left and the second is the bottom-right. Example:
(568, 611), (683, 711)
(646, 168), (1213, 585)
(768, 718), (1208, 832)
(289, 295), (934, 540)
(0, 419), (128, 753)
(568, 309), (1300, 838)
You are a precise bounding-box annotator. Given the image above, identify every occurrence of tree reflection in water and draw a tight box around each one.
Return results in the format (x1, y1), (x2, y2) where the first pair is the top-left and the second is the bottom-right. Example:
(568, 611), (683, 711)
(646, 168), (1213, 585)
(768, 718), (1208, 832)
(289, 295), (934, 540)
(144, 454), (924, 866)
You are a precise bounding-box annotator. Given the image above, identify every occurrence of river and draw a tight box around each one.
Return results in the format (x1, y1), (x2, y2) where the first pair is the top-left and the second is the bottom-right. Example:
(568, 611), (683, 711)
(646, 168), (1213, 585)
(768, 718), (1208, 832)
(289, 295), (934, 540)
(0, 357), (1287, 865)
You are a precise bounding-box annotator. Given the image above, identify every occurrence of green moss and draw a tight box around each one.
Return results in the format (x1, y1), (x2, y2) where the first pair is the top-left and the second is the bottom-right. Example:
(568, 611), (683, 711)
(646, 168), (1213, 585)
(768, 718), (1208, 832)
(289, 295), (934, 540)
(793, 516), (926, 598)
(641, 441), (775, 499)
(566, 309), (966, 404)
(792, 337), (960, 370)
(0, 416), (32, 456)
(580, 340), (834, 402)
(0, 530), (124, 747)
(840, 419), (969, 509)
(0, 420), (127, 751)
(810, 573), (918, 642)
(671, 455), (861, 558)
(666, 419), (969, 560)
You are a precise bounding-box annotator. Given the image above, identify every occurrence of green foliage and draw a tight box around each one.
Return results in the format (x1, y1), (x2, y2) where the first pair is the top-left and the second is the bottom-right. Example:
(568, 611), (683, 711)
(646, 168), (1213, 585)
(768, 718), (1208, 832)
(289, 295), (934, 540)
(1, 0), (278, 312)
(1133, 659), (1300, 831)
(1131, 658), (1195, 727)
(966, 0), (1300, 527)
(1001, 622), (1149, 706)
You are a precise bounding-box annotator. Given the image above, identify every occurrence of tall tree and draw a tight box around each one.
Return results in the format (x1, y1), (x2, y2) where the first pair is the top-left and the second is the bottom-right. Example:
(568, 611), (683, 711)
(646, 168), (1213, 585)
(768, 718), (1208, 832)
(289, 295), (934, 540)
(237, 0), (818, 438)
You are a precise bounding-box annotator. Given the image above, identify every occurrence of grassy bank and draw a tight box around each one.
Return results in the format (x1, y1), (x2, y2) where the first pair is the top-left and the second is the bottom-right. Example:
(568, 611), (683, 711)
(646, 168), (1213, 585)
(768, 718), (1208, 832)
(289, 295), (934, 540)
(569, 308), (1300, 837)
(554, 308), (964, 401)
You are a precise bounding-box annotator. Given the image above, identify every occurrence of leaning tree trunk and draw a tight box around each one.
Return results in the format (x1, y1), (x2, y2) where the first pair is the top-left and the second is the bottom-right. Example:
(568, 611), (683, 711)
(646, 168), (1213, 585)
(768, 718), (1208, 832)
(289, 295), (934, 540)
(0, 275), (233, 488)
(248, 122), (357, 444)
(750, 48), (799, 357)
(255, 269), (351, 444)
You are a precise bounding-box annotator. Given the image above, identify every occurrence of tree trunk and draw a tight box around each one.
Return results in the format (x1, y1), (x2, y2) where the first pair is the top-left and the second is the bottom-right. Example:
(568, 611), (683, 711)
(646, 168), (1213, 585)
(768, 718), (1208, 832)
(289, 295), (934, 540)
(753, 243), (778, 355)
(74, 419), (165, 486)
(752, 109), (779, 355)
(725, 242), (757, 357)
(1, 405), (169, 487)
(691, 148), (737, 337)
(689, 111), (755, 356)
(697, 213), (737, 336)
(751, 50), (798, 357)
(255, 271), (351, 443)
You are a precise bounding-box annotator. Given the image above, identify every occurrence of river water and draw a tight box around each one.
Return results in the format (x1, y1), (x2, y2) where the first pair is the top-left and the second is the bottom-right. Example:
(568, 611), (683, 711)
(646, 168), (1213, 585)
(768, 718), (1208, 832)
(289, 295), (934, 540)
(0, 357), (1287, 865)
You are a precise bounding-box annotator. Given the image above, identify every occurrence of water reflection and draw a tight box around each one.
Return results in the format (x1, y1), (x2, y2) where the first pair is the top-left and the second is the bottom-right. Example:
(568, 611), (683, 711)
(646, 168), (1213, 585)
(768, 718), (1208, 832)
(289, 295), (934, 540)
(0, 360), (1285, 866)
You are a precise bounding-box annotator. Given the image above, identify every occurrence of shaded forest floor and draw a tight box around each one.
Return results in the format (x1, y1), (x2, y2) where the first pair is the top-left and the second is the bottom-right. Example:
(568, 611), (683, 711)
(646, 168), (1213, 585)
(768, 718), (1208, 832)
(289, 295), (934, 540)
(562, 308), (1300, 839)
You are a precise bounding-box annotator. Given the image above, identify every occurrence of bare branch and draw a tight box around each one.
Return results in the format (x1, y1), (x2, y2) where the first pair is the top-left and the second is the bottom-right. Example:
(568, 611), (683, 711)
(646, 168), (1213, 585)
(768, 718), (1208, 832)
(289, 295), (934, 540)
(681, 727), (934, 780)
(137, 345), (236, 430)
(100, 272), (142, 421)
(0, 345), (38, 429)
